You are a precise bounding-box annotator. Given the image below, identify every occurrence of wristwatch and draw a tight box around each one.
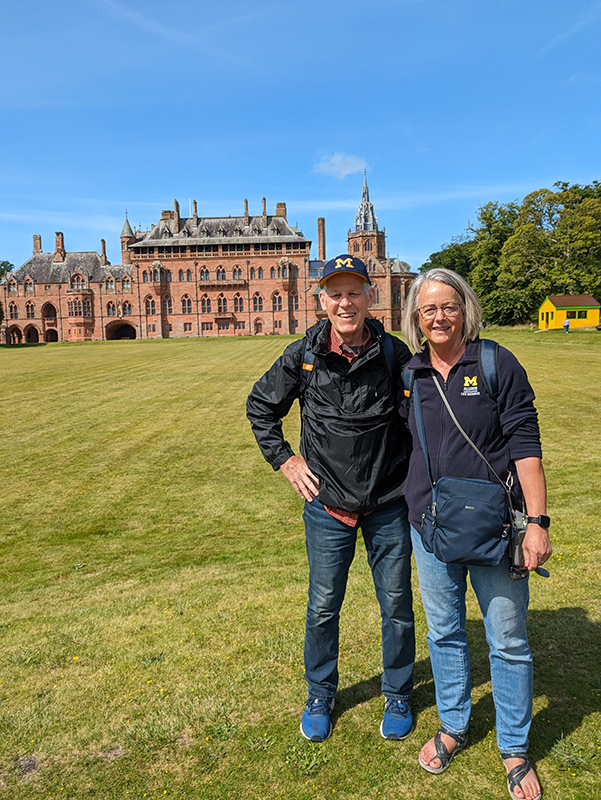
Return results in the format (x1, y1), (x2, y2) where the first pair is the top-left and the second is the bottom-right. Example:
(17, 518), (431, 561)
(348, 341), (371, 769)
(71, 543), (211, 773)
(526, 515), (550, 528)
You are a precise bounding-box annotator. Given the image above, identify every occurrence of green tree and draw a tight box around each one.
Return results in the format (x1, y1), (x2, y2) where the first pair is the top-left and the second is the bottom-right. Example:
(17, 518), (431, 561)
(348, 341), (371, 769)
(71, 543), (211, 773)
(468, 201), (519, 324)
(421, 236), (476, 279)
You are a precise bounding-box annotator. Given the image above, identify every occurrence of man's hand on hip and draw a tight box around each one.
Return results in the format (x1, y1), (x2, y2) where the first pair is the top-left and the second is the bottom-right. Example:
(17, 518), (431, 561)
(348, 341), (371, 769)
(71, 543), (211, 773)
(280, 455), (319, 502)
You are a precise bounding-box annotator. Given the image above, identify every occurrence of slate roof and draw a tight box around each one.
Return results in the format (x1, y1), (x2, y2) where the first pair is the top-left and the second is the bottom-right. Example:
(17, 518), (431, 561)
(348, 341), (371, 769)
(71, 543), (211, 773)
(4, 253), (133, 284)
(130, 214), (309, 248)
(547, 294), (600, 307)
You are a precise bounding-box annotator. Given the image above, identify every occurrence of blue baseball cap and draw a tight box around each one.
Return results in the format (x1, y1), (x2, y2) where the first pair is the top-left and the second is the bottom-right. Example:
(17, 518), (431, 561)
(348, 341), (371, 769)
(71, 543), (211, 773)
(320, 254), (371, 287)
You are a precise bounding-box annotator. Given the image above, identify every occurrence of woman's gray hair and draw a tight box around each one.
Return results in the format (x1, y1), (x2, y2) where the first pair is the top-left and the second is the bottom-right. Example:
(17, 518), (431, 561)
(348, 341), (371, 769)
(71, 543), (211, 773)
(401, 268), (482, 352)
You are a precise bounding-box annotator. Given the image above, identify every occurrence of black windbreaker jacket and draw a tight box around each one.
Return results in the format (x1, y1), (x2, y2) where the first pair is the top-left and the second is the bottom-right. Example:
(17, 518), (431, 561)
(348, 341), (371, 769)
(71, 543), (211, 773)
(246, 318), (411, 514)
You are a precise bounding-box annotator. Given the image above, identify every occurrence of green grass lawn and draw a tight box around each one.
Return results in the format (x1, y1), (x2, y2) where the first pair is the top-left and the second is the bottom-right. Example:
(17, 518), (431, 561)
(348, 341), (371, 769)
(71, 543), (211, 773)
(0, 329), (599, 799)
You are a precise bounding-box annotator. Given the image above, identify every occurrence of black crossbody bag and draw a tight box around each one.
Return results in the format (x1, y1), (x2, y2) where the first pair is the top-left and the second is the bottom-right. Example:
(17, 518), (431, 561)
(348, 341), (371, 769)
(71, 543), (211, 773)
(413, 375), (514, 567)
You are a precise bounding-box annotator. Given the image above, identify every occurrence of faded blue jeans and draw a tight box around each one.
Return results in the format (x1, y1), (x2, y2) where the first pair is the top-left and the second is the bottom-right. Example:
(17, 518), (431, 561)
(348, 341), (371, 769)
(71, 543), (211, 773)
(302, 499), (414, 701)
(411, 526), (532, 756)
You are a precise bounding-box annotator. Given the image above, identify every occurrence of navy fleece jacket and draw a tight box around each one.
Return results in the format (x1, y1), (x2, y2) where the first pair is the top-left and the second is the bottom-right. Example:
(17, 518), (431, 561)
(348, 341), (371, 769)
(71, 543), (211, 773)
(399, 338), (542, 530)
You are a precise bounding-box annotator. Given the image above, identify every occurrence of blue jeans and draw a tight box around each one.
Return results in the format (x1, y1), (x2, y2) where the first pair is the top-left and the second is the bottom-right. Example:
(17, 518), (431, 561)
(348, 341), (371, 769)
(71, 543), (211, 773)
(411, 526), (532, 756)
(302, 499), (414, 701)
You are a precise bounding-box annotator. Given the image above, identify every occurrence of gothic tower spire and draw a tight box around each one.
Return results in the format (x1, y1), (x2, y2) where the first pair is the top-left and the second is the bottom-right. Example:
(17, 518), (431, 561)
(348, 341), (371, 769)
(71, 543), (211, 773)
(354, 171), (378, 232)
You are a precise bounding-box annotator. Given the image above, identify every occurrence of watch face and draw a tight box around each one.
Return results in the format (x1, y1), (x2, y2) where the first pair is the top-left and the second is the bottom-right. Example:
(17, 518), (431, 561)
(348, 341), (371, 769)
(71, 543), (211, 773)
(529, 515), (550, 528)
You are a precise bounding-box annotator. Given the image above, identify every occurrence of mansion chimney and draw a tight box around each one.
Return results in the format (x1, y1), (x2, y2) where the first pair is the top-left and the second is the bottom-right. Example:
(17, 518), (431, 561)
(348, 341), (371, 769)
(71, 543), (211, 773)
(262, 197), (267, 227)
(244, 198), (249, 225)
(173, 199), (180, 234)
(193, 199), (198, 226)
(33, 234), (42, 254)
(54, 231), (66, 262)
(317, 217), (326, 261)
(100, 239), (108, 266)
(275, 202), (287, 219)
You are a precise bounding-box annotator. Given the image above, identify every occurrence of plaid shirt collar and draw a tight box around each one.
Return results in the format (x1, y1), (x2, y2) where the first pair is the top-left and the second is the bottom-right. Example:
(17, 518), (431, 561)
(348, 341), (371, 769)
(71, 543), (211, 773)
(328, 323), (372, 362)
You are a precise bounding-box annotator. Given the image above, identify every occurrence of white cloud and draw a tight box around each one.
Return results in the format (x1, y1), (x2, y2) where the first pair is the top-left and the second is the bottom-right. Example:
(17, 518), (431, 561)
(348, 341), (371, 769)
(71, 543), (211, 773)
(313, 153), (368, 179)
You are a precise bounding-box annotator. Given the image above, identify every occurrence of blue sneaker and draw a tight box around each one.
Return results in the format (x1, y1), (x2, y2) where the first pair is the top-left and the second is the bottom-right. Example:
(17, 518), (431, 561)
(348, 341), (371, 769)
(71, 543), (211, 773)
(380, 698), (413, 740)
(300, 697), (335, 742)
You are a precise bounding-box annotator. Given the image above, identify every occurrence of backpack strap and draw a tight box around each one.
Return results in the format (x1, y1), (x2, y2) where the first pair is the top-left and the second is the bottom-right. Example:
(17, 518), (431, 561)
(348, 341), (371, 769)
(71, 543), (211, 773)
(300, 330), (398, 393)
(299, 338), (316, 395)
(478, 338), (499, 400)
(381, 331), (398, 385)
(401, 363), (415, 398)
(401, 338), (498, 400)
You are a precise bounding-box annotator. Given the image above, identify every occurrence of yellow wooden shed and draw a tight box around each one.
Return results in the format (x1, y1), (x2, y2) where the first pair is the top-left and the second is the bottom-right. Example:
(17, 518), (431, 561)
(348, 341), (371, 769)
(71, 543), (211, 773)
(538, 295), (600, 330)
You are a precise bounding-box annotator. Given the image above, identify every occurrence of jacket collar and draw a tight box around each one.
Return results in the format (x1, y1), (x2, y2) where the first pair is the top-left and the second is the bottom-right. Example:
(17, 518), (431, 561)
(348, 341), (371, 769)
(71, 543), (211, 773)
(309, 317), (385, 356)
(407, 337), (481, 370)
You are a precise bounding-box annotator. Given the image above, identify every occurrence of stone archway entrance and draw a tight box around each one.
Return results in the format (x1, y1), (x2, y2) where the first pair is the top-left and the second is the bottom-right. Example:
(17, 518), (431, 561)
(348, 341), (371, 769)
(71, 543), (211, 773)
(25, 326), (40, 343)
(45, 329), (59, 342)
(254, 318), (264, 335)
(106, 322), (137, 340)
(7, 326), (22, 344)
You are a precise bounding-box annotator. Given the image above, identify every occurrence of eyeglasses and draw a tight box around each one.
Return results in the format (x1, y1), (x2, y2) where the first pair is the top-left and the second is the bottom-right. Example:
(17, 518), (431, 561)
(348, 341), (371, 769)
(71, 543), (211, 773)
(418, 302), (462, 320)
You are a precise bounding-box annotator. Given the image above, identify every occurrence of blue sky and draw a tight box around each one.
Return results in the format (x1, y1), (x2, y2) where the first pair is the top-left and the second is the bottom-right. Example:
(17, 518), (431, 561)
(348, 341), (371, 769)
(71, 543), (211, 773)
(1, 0), (600, 270)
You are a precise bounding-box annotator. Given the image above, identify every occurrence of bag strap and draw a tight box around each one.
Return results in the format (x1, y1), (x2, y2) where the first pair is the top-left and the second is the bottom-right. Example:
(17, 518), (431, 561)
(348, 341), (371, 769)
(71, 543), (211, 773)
(430, 375), (512, 496)
(412, 377), (435, 490)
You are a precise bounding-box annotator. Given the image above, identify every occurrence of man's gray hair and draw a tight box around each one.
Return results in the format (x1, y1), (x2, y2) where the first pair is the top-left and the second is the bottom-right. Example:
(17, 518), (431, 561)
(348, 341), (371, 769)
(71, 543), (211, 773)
(401, 268), (482, 352)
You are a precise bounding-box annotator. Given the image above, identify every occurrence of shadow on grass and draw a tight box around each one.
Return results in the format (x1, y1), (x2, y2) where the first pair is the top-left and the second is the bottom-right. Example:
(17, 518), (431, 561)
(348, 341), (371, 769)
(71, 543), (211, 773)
(332, 606), (599, 757)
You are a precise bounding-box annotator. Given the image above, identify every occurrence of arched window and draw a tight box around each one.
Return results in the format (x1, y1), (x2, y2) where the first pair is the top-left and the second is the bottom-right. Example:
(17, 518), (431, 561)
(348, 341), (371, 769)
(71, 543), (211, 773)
(9, 302), (18, 319)
(106, 278), (115, 291)
(272, 292), (282, 312)
(153, 268), (160, 282)
(145, 297), (156, 315)
(270, 267), (276, 279)
(253, 293), (263, 313)
(71, 275), (85, 290)
(123, 301), (132, 316)
(107, 302), (116, 316)
(373, 285), (380, 304)
(250, 267), (256, 280)
(218, 294), (228, 313)
(166, 270), (172, 282)
(25, 302), (35, 319)
(163, 296), (173, 314)
(282, 265), (288, 278)
(143, 271), (149, 283)
(83, 299), (91, 317)
(216, 267), (226, 280)
(179, 269), (184, 282)
(186, 269), (193, 282)
(182, 295), (192, 314)
(200, 267), (209, 281)
(122, 277), (131, 291)
(201, 295), (211, 314)
(233, 266), (242, 280)
(234, 294), (243, 313)
(294, 266), (299, 278)
(258, 267), (264, 279)
(8, 282), (17, 294)
(289, 293), (299, 311)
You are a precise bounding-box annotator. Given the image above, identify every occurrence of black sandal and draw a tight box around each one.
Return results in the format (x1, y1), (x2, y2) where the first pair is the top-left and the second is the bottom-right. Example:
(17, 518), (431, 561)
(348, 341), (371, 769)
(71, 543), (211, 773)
(418, 728), (468, 774)
(502, 755), (542, 800)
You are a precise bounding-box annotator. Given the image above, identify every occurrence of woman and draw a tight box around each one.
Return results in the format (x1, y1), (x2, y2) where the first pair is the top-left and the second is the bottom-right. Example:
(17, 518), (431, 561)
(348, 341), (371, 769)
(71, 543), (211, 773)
(400, 268), (551, 800)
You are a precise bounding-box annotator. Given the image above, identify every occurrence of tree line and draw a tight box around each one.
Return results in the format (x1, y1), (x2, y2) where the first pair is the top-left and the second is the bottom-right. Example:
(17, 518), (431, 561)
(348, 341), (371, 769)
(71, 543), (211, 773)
(422, 182), (601, 325)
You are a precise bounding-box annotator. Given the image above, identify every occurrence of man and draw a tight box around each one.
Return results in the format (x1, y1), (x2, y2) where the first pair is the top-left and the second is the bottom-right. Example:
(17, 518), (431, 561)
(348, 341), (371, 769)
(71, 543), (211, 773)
(246, 254), (415, 743)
